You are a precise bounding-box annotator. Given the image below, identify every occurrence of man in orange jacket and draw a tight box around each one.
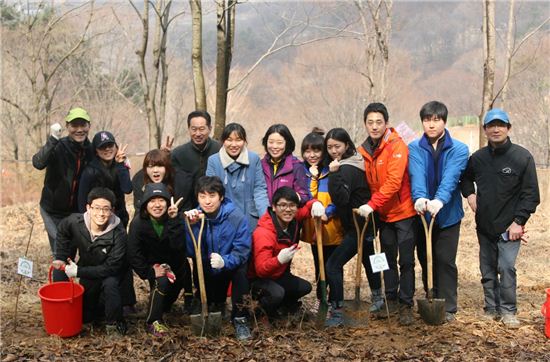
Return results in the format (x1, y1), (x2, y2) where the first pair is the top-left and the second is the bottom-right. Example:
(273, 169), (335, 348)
(357, 103), (417, 326)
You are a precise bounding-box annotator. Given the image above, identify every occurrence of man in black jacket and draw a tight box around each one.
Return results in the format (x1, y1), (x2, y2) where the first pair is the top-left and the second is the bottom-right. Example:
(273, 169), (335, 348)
(461, 108), (540, 329)
(53, 187), (128, 335)
(33, 107), (94, 256)
(171, 110), (220, 209)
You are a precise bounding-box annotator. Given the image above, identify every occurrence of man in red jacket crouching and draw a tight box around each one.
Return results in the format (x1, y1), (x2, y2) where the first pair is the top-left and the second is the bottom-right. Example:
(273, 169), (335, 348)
(249, 186), (325, 320)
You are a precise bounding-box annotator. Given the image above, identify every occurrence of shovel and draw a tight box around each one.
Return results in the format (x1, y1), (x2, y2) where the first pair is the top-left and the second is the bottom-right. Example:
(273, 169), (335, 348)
(313, 217), (329, 328)
(185, 216), (222, 336)
(417, 214), (446, 325)
(371, 214), (392, 329)
(351, 209), (369, 311)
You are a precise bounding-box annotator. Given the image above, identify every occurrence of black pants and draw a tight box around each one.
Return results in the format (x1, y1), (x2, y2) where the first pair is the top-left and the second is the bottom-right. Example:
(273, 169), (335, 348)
(416, 221), (460, 313)
(197, 262), (250, 319)
(251, 271), (312, 316)
(120, 266), (137, 306)
(146, 270), (185, 324)
(80, 275), (123, 324)
(326, 228), (381, 302)
(380, 216), (416, 306)
(310, 244), (338, 301)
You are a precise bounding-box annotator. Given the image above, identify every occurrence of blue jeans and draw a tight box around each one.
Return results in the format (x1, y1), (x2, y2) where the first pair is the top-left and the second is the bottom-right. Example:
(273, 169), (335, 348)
(39, 206), (65, 256)
(478, 232), (521, 314)
(326, 229), (381, 302)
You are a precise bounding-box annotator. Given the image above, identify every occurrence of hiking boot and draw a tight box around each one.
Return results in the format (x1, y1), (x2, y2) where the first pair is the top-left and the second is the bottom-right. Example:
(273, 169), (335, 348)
(398, 304), (414, 326)
(445, 312), (456, 323)
(233, 317), (252, 341)
(147, 320), (169, 337)
(501, 314), (520, 329)
(105, 319), (128, 336)
(325, 301), (344, 328)
(369, 289), (384, 313)
(481, 309), (499, 322)
(372, 299), (398, 319)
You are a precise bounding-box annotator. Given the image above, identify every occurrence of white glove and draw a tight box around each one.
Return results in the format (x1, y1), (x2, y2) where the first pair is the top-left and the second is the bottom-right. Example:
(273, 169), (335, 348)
(184, 209), (201, 221)
(65, 260), (78, 278)
(414, 198), (429, 214)
(50, 123), (63, 140)
(427, 199), (444, 216)
(277, 245), (298, 264)
(311, 201), (325, 218)
(210, 253), (225, 269)
(358, 204), (373, 218)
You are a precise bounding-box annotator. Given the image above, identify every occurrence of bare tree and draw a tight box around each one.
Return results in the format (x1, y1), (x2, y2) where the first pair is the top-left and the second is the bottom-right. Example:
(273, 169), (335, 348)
(1, 0), (95, 158)
(189, 0), (207, 111)
(130, 0), (185, 149)
(479, 0), (496, 148)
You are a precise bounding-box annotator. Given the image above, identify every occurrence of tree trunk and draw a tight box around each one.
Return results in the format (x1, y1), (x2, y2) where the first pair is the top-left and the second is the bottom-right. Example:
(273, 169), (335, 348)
(501, 0), (515, 108)
(214, 0), (236, 141)
(479, 0), (495, 148)
(190, 0), (207, 111)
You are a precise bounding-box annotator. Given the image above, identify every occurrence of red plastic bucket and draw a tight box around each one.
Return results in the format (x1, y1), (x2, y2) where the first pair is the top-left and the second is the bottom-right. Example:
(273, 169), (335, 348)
(38, 266), (84, 337)
(542, 288), (550, 339)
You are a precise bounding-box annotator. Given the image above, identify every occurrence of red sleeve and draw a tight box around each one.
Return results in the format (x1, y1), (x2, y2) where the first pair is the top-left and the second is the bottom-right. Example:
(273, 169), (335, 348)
(253, 227), (285, 279)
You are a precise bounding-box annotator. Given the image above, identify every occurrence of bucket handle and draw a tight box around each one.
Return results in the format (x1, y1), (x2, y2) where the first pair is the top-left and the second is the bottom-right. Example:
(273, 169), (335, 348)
(48, 265), (76, 304)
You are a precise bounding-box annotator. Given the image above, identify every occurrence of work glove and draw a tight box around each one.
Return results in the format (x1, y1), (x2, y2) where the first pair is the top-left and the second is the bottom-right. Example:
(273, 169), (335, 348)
(50, 123), (63, 140)
(64, 260), (78, 278)
(427, 199), (444, 216)
(311, 201), (325, 218)
(414, 198), (429, 214)
(358, 204), (373, 218)
(277, 245), (298, 264)
(184, 209), (202, 222)
(210, 253), (225, 269)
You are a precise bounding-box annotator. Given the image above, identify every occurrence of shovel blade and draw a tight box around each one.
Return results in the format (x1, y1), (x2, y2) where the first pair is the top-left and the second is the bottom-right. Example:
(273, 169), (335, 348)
(190, 313), (206, 336)
(417, 298), (446, 325)
(206, 311), (222, 336)
(315, 301), (329, 329)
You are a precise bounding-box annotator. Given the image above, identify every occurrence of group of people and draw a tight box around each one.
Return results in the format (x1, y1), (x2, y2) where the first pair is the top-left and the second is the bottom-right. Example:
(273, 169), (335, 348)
(33, 102), (540, 340)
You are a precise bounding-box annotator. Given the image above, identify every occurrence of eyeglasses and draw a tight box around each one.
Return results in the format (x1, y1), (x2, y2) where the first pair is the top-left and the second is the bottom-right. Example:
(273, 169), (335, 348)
(275, 203), (298, 210)
(90, 205), (112, 214)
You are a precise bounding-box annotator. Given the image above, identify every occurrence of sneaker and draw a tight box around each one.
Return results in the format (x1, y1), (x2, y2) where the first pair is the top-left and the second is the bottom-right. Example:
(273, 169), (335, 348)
(369, 289), (384, 313)
(309, 299), (320, 314)
(398, 304), (414, 326)
(105, 320), (128, 336)
(147, 320), (169, 337)
(481, 309), (499, 322)
(233, 317), (252, 341)
(445, 312), (456, 323)
(501, 314), (520, 329)
(325, 302), (344, 327)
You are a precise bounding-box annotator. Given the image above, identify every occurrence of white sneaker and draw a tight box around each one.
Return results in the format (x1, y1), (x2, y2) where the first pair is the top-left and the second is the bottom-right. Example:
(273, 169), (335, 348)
(501, 314), (520, 329)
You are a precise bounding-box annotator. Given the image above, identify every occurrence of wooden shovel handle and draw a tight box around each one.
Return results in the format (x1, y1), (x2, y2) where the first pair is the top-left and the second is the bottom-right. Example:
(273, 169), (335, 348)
(420, 214), (435, 298)
(313, 217), (326, 282)
(185, 216), (207, 315)
(352, 209), (369, 290)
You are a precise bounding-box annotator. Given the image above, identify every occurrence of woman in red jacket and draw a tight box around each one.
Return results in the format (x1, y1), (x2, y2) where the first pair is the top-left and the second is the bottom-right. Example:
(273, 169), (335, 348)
(249, 186), (324, 319)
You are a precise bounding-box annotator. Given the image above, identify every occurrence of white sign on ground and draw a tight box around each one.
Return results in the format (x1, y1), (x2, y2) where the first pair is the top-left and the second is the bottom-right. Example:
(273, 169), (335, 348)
(17, 257), (33, 278)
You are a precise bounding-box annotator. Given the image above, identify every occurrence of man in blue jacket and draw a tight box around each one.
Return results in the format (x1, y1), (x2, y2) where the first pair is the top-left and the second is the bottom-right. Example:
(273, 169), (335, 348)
(408, 101), (469, 322)
(184, 176), (252, 340)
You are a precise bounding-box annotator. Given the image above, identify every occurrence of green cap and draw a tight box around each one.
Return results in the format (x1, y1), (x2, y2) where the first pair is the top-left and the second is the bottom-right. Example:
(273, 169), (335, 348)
(65, 107), (91, 123)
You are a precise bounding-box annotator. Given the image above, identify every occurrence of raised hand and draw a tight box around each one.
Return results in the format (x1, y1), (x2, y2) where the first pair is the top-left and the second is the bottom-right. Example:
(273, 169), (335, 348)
(168, 196), (183, 218)
(160, 136), (175, 153)
(115, 144), (128, 163)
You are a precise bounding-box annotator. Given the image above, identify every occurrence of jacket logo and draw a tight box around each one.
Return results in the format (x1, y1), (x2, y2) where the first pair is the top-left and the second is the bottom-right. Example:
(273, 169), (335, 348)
(102, 248), (107, 254)
(280, 179), (289, 183)
(378, 160), (384, 165)
(393, 153), (402, 158)
(502, 167), (512, 174)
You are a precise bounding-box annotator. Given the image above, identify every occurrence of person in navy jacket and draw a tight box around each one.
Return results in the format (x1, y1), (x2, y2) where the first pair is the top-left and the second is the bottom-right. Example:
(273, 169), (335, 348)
(184, 176), (252, 340)
(408, 101), (469, 322)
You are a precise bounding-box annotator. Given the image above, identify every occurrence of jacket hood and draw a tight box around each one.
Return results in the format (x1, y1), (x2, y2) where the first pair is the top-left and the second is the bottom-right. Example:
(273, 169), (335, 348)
(140, 183), (171, 211)
(83, 211), (121, 238)
(219, 146), (249, 168)
(339, 152), (365, 171)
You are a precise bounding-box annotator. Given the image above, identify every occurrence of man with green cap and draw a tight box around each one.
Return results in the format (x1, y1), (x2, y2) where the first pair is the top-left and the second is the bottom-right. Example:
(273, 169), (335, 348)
(33, 107), (94, 257)
(461, 108), (540, 329)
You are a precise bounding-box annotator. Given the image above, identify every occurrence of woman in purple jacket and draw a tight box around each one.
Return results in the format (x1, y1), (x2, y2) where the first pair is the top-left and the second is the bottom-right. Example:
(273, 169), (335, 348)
(261, 124), (310, 205)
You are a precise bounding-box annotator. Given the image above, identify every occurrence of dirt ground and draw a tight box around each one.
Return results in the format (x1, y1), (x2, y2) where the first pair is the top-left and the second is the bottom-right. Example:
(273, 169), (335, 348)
(1, 196), (549, 361)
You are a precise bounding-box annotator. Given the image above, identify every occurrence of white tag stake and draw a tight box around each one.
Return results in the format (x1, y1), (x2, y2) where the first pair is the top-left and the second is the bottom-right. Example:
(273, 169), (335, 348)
(370, 252), (389, 273)
(17, 257), (33, 278)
